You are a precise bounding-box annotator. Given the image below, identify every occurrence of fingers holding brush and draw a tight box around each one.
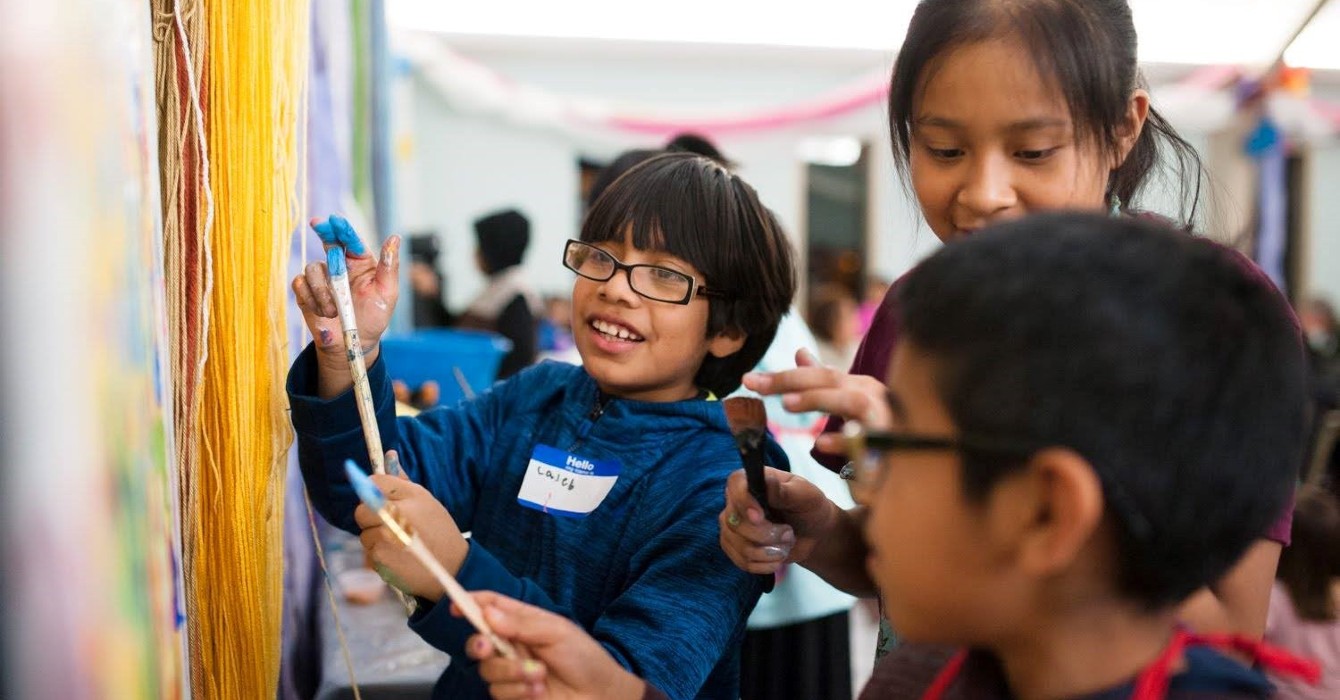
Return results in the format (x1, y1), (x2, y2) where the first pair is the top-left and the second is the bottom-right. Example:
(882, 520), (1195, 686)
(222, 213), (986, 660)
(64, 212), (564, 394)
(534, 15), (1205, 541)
(719, 515), (797, 574)
(291, 273), (342, 355)
(299, 261), (339, 319)
(308, 215), (398, 349)
(720, 468), (844, 573)
(468, 632), (545, 700)
(719, 470), (798, 574)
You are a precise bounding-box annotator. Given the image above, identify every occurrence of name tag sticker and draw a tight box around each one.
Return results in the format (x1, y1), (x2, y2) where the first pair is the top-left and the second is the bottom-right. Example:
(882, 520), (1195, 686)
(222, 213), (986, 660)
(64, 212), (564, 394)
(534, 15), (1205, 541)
(517, 445), (621, 518)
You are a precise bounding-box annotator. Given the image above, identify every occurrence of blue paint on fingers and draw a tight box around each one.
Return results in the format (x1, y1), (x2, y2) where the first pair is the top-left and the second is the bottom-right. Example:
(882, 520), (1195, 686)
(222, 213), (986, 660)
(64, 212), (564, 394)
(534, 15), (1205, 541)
(311, 214), (368, 255)
(327, 246), (347, 277)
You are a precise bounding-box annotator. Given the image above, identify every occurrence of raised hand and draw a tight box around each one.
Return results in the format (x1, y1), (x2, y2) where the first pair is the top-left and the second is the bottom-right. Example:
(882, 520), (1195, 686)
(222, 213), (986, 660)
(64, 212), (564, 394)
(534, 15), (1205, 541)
(292, 214), (401, 363)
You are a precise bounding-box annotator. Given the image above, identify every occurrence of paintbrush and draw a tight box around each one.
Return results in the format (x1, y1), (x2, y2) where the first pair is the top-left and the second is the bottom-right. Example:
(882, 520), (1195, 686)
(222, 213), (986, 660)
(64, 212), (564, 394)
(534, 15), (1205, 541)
(723, 397), (775, 521)
(344, 460), (519, 660)
(327, 243), (386, 475)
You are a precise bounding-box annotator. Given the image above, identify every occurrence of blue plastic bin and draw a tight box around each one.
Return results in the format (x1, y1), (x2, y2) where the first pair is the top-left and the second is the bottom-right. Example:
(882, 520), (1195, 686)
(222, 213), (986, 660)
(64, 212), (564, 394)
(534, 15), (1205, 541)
(379, 329), (512, 405)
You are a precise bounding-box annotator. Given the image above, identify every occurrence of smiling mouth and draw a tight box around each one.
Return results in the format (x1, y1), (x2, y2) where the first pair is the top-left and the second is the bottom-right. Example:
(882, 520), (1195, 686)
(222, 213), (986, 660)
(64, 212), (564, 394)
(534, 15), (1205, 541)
(590, 318), (645, 342)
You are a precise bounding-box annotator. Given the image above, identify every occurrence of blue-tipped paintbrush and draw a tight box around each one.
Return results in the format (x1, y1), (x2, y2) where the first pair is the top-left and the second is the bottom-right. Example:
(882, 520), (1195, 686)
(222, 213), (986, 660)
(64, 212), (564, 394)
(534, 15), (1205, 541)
(344, 460), (517, 659)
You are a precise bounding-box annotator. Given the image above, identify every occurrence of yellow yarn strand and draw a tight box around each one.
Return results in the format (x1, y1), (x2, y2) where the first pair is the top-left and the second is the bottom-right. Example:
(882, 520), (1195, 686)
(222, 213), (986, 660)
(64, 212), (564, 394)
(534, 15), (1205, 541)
(193, 0), (308, 695)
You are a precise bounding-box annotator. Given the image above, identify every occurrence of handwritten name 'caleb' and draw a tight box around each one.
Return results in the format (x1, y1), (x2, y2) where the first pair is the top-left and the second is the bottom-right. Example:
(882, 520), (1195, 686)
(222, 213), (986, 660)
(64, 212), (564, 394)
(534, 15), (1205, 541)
(535, 464), (577, 491)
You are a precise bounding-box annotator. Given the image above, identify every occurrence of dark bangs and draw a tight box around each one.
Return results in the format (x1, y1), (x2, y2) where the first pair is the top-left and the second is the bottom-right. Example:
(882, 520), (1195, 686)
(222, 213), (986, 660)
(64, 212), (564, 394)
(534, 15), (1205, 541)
(583, 153), (745, 295)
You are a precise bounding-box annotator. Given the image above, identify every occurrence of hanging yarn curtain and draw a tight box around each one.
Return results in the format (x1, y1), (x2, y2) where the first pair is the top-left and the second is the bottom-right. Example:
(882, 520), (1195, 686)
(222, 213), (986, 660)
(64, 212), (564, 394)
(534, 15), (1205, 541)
(154, 0), (310, 694)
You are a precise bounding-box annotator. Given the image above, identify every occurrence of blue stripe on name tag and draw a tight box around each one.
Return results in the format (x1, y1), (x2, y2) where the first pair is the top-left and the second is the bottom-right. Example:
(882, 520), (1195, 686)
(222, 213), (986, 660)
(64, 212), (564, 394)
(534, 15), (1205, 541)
(531, 444), (621, 477)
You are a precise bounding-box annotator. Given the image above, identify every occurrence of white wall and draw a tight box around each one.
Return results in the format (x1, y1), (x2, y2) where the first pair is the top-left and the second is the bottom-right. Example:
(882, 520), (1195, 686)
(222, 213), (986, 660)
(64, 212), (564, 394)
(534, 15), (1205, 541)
(1307, 143), (1340, 304)
(406, 84), (582, 308)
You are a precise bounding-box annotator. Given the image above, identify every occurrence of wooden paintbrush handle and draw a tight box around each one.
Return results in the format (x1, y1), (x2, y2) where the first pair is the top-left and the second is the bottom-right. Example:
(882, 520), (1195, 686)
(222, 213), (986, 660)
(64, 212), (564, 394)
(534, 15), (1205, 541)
(378, 510), (519, 660)
(331, 270), (385, 474)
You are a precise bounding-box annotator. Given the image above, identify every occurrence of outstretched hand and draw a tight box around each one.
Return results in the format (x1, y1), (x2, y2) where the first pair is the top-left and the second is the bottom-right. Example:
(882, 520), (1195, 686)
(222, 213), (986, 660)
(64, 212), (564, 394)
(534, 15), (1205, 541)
(742, 348), (892, 455)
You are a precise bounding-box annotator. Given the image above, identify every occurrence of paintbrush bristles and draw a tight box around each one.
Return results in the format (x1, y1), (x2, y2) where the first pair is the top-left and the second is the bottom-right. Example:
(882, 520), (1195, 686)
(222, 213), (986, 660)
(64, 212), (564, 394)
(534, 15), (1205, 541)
(724, 396), (775, 521)
(723, 396), (767, 436)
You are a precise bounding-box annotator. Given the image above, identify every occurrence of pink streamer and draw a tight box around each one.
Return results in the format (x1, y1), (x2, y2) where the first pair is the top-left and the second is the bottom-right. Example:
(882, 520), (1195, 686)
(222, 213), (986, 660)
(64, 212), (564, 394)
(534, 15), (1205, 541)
(1314, 99), (1340, 129)
(419, 40), (1340, 138)
(597, 77), (889, 136)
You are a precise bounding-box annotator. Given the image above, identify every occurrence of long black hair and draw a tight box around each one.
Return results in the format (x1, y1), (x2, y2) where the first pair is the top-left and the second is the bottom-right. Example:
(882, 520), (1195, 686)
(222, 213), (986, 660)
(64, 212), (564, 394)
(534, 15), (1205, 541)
(887, 0), (1204, 227)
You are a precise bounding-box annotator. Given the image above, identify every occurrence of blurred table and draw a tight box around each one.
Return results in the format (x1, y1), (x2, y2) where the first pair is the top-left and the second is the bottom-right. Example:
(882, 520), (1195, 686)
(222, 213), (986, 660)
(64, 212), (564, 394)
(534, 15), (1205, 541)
(315, 528), (450, 700)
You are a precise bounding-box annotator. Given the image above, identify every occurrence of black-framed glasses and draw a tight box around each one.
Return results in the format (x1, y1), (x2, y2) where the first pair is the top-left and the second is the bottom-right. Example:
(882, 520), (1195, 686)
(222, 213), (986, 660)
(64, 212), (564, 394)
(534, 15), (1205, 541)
(563, 240), (722, 305)
(839, 420), (1038, 491)
(839, 420), (1154, 541)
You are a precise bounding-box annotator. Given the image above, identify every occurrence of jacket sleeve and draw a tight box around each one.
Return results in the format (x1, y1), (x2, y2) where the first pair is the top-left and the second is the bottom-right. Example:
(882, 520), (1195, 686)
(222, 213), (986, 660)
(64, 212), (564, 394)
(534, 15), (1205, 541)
(286, 342), (504, 534)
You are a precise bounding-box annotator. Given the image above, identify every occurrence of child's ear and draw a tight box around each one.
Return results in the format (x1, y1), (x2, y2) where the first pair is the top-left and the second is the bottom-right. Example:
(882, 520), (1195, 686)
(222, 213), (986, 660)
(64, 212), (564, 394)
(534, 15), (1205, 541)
(706, 327), (747, 359)
(1112, 89), (1151, 170)
(1013, 448), (1105, 577)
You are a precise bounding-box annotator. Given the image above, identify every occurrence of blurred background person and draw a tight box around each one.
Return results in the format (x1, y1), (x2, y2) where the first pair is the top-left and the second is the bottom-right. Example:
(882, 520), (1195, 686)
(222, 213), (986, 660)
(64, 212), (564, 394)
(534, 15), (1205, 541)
(666, 131), (734, 166)
(857, 275), (889, 337)
(455, 208), (540, 379)
(1264, 485), (1340, 700)
(537, 294), (574, 353)
(1302, 297), (1340, 362)
(1302, 296), (1340, 491)
(408, 231), (453, 329)
(807, 283), (861, 370)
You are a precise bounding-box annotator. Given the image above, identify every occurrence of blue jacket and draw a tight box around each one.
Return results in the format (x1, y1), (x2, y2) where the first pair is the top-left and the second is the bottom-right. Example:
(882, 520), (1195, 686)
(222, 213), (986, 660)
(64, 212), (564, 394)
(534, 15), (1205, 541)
(288, 346), (785, 699)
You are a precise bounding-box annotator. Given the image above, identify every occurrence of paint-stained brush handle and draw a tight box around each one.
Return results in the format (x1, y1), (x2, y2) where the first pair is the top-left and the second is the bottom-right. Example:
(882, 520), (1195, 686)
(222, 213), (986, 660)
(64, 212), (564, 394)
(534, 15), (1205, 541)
(328, 245), (385, 475)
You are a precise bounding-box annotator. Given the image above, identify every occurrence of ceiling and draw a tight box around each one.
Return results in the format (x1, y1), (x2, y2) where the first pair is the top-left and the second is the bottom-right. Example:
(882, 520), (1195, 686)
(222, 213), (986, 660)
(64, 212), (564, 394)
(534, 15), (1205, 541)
(387, 0), (1340, 71)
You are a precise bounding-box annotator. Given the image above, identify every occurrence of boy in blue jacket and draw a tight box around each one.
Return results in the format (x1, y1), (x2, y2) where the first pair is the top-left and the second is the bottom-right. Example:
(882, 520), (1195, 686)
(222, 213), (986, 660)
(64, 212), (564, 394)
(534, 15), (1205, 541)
(288, 152), (796, 699)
